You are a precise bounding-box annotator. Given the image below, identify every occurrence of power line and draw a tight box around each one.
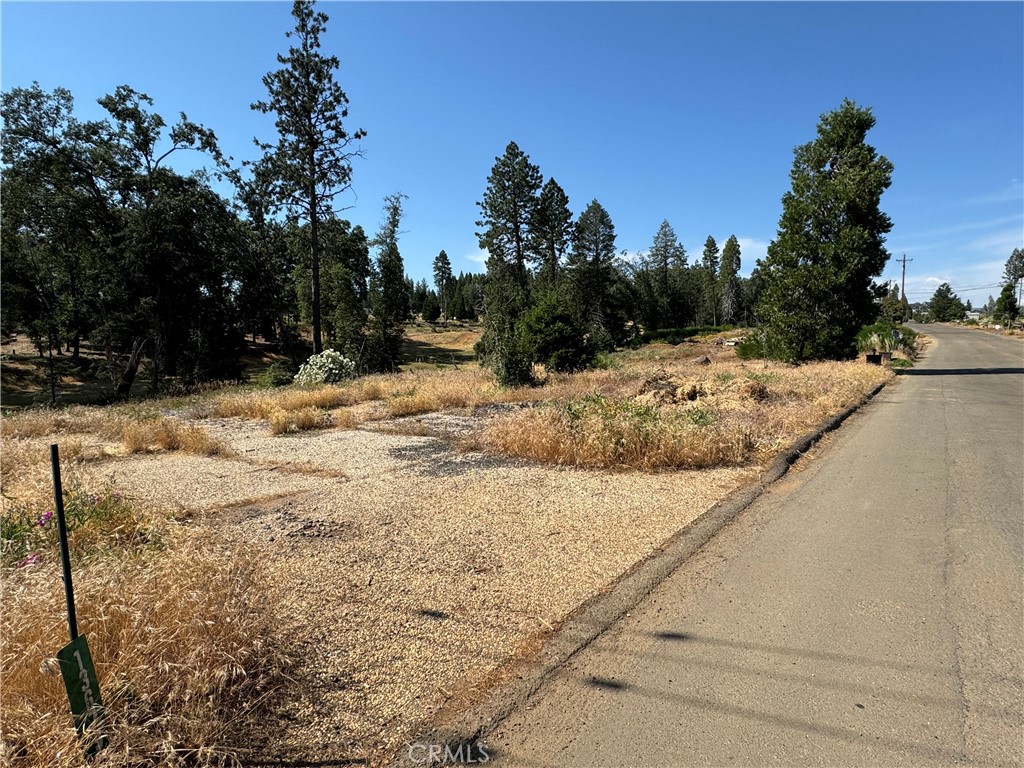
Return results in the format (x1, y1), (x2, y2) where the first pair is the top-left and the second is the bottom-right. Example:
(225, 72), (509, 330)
(903, 281), (1003, 297)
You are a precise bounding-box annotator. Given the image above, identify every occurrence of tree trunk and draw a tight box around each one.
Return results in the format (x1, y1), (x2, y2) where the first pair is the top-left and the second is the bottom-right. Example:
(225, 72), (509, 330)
(309, 167), (322, 354)
(150, 330), (162, 394)
(47, 330), (58, 408)
(115, 337), (147, 399)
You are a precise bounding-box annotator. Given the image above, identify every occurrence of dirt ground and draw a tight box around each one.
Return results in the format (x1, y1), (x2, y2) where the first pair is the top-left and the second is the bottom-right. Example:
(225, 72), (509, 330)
(77, 407), (757, 764)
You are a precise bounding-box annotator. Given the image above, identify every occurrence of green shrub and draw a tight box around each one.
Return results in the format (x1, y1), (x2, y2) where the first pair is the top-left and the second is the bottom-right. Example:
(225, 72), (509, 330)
(2, 485), (154, 568)
(685, 406), (716, 427)
(519, 292), (596, 373)
(593, 352), (621, 370)
(735, 331), (790, 361)
(254, 361), (296, 389)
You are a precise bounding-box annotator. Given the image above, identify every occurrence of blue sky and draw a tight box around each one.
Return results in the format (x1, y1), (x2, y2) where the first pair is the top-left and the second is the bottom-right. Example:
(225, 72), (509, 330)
(3, 1), (1022, 307)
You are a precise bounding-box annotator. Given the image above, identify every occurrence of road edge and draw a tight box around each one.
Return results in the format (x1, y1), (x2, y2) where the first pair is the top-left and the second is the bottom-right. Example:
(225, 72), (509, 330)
(396, 380), (889, 766)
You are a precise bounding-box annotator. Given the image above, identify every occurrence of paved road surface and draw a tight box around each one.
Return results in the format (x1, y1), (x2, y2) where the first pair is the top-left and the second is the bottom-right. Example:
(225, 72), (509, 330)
(490, 325), (1023, 767)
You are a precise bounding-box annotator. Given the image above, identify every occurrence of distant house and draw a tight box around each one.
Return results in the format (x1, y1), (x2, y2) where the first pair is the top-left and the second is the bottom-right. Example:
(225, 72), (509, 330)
(966, 312), (981, 321)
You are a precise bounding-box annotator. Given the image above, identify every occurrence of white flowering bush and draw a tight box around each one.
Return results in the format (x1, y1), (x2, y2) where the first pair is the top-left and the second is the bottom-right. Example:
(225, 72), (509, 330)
(293, 350), (357, 386)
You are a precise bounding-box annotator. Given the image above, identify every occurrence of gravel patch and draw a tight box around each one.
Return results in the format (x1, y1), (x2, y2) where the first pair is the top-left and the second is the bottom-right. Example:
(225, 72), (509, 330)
(97, 414), (757, 764)
(85, 453), (321, 512)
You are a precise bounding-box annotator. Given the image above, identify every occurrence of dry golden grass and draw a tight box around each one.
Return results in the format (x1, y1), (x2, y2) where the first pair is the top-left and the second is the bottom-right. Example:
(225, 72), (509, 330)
(381, 372), (497, 417)
(1, 438), (89, 490)
(1, 524), (287, 767)
(481, 360), (892, 471)
(121, 418), (232, 457)
(483, 398), (752, 471)
(211, 370), (515, 424)
(204, 350), (890, 472)
(0, 406), (125, 441)
(267, 407), (333, 435)
(1, 415), (228, 509)
(208, 376), (404, 425)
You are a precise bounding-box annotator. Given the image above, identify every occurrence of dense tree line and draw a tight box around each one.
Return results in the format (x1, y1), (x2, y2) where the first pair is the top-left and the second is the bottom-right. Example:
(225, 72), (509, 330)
(1, 2), (416, 396)
(5, 13), (914, 401)
(1, 83), (247, 396)
(0, 79), (415, 389)
(474, 141), (759, 385)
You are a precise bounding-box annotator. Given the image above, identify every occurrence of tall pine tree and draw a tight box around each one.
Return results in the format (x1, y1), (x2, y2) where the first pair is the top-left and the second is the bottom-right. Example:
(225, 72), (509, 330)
(367, 193), (409, 371)
(530, 177), (573, 291)
(252, 0), (365, 354)
(476, 141), (542, 385)
(927, 283), (966, 322)
(701, 236), (720, 325)
(646, 220), (687, 329)
(567, 199), (617, 349)
(432, 249), (453, 323)
(719, 235), (742, 325)
(1004, 247), (1024, 306)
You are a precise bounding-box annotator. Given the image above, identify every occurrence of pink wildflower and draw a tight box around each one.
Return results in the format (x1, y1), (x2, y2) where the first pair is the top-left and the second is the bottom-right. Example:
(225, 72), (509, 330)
(14, 552), (42, 568)
(36, 510), (54, 527)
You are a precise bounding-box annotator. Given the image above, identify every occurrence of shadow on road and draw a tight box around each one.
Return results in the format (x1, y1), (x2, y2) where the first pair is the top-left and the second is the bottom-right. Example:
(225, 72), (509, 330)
(897, 367), (1023, 376)
(564, 666), (965, 764)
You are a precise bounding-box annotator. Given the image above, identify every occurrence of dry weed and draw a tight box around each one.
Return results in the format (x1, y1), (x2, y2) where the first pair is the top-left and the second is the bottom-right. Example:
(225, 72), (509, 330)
(1, 525), (287, 767)
(1, 438), (89, 491)
(1, 407), (125, 441)
(382, 374), (493, 418)
(211, 370), (506, 424)
(210, 384), (361, 421)
(121, 418), (231, 457)
(268, 407), (332, 435)
(481, 361), (892, 471)
(484, 397), (750, 471)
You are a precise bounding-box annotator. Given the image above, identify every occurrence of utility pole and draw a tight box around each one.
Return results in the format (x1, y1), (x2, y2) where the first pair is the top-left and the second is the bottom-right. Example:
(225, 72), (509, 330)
(898, 253), (913, 302)
(898, 253), (913, 322)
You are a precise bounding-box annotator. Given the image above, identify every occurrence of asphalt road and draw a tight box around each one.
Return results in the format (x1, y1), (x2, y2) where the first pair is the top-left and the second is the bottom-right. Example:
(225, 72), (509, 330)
(489, 325), (1023, 767)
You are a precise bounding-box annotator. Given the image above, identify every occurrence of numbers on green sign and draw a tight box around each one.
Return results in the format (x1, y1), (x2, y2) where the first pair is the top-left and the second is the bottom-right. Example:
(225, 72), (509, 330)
(60, 635), (107, 756)
(74, 648), (98, 709)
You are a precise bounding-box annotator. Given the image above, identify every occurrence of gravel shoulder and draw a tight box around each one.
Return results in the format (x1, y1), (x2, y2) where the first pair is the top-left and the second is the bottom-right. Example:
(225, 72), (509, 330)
(88, 412), (757, 764)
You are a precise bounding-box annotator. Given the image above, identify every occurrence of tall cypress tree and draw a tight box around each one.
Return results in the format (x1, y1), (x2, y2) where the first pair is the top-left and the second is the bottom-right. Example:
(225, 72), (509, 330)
(757, 99), (893, 360)
(252, 0), (365, 355)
